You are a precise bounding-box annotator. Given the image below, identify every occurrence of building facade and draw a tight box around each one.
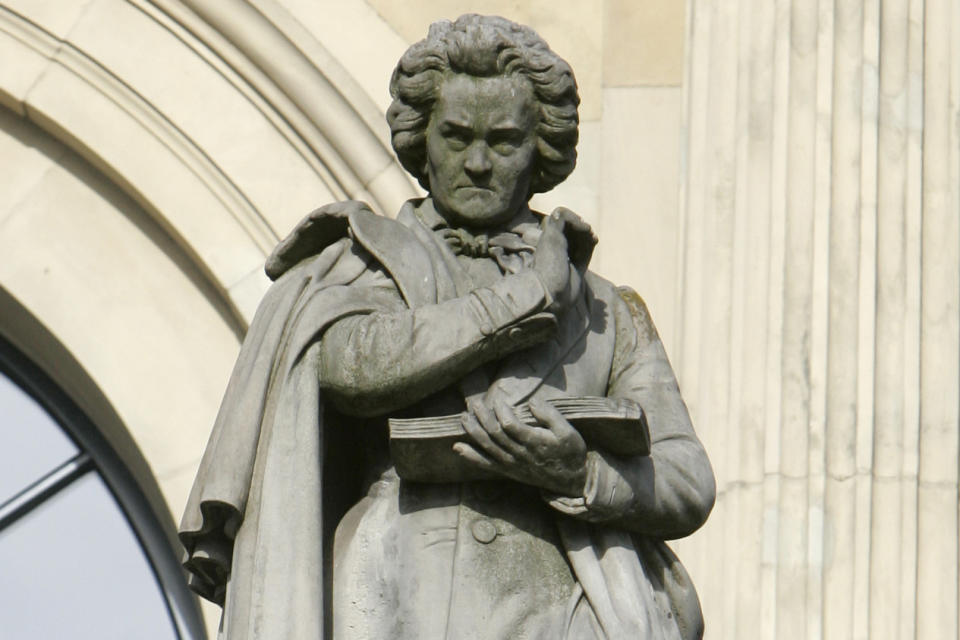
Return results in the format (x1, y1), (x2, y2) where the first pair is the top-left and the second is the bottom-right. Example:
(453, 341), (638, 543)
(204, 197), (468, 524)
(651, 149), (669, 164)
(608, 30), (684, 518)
(0, 1), (955, 638)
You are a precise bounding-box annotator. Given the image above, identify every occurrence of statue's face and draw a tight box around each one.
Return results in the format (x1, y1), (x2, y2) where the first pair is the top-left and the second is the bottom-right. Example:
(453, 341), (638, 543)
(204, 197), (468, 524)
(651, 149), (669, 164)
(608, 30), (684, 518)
(425, 73), (539, 228)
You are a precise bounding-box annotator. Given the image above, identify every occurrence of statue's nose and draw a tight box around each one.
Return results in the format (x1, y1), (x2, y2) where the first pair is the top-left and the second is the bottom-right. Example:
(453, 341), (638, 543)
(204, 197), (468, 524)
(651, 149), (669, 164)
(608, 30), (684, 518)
(464, 143), (493, 177)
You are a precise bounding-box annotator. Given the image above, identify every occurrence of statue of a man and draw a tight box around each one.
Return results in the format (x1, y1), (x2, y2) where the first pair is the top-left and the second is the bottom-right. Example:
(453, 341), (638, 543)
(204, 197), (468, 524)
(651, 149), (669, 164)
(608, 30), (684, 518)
(179, 14), (714, 640)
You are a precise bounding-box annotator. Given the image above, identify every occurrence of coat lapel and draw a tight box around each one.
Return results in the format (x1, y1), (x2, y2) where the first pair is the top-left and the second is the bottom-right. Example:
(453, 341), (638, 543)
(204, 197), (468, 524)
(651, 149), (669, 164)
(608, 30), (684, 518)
(347, 202), (439, 307)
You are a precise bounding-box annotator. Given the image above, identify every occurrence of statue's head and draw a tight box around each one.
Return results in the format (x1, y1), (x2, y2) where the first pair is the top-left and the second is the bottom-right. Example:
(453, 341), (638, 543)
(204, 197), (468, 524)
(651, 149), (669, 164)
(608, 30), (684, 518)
(387, 14), (580, 228)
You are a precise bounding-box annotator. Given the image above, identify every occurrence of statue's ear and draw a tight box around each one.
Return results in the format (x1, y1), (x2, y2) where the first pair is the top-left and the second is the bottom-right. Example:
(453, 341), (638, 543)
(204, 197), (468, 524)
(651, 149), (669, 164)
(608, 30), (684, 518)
(265, 201), (373, 280)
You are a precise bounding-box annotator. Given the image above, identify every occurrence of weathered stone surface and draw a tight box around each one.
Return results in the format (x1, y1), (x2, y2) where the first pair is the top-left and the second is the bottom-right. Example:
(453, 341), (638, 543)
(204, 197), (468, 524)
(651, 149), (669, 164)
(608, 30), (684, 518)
(180, 15), (714, 639)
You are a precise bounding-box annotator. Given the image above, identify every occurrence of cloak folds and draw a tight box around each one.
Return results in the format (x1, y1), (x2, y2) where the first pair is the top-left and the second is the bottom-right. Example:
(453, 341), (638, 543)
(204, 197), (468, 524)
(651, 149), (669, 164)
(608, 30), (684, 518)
(179, 202), (705, 639)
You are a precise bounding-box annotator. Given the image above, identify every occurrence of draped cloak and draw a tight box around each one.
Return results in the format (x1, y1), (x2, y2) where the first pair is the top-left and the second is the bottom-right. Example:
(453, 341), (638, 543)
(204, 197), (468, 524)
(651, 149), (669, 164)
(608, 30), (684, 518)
(178, 201), (709, 639)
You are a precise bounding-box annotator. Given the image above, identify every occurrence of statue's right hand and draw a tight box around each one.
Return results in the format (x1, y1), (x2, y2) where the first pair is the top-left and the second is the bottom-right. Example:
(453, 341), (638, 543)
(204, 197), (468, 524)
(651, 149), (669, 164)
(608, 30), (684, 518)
(533, 210), (580, 311)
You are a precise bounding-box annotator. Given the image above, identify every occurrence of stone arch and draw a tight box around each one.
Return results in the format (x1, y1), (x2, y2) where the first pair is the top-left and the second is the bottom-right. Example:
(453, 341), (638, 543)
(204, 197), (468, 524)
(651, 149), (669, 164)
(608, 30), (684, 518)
(0, 0), (417, 325)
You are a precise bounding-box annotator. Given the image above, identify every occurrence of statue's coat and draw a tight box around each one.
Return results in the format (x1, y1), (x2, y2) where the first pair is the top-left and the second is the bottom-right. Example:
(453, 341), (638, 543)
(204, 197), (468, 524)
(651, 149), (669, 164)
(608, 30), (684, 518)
(180, 202), (706, 639)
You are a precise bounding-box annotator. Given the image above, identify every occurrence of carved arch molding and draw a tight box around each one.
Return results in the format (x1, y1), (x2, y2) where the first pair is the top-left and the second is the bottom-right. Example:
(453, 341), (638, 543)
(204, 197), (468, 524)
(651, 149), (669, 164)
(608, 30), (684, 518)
(0, 1), (416, 585)
(0, 0), (416, 326)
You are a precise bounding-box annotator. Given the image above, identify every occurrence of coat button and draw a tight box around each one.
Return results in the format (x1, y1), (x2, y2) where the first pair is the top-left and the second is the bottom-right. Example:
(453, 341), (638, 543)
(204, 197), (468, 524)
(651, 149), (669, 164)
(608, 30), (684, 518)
(471, 519), (498, 544)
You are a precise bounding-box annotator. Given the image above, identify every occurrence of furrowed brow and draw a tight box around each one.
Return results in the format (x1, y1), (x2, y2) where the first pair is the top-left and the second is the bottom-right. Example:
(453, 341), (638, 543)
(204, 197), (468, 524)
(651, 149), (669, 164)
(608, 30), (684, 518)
(439, 119), (472, 133)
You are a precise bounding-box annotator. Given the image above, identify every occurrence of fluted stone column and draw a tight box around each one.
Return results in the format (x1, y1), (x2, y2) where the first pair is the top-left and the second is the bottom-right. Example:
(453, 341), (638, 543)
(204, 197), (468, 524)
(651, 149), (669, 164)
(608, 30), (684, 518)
(676, 0), (959, 638)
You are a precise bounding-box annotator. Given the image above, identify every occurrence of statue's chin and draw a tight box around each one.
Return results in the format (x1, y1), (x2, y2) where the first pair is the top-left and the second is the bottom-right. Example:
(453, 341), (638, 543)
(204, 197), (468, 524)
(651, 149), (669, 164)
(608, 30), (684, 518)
(435, 193), (522, 229)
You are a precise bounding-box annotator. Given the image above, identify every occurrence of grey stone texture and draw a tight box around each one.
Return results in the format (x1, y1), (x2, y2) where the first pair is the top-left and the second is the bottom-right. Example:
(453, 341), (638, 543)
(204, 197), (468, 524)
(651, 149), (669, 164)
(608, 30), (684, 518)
(180, 15), (714, 639)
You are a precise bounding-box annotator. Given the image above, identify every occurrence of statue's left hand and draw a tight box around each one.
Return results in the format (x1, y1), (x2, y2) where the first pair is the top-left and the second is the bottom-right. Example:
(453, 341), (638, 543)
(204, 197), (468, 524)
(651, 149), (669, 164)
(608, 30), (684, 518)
(454, 398), (588, 497)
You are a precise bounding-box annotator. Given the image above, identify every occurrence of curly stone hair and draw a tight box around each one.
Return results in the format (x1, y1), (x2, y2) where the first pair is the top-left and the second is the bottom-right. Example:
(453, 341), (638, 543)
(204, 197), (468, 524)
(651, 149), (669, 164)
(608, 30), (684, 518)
(386, 14), (580, 195)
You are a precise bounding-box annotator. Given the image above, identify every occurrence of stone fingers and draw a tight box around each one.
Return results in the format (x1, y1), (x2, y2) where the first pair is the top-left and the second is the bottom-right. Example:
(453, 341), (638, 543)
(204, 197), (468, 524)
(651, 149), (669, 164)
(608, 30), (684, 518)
(462, 404), (517, 465)
(452, 441), (497, 470)
(528, 398), (580, 445)
(491, 400), (543, 455)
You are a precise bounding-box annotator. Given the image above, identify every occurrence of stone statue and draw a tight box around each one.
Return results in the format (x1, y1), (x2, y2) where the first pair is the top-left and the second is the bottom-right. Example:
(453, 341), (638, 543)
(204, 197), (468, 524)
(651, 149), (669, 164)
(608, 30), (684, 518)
(179, 14), (714, 640)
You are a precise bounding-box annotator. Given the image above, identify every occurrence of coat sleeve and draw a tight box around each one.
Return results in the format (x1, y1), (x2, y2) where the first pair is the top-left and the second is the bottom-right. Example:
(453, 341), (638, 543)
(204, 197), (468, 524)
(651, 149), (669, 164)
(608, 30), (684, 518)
(544, 287), (716, 540)
(318, 270), (557, 417)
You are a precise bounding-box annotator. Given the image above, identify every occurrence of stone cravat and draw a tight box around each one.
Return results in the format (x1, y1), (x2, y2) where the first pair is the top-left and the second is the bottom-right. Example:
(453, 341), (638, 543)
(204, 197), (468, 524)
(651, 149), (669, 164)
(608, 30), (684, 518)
(438, 226), (536, 274)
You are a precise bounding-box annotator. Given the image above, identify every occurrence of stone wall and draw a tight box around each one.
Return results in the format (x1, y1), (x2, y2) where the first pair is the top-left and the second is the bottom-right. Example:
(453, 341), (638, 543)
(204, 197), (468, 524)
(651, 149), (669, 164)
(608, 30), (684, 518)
(675, 0), (959, 638)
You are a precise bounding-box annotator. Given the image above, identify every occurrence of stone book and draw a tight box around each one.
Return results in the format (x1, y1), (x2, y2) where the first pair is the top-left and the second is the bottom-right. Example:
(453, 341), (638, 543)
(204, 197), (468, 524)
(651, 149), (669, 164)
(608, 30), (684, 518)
(389, 396), (651, 482)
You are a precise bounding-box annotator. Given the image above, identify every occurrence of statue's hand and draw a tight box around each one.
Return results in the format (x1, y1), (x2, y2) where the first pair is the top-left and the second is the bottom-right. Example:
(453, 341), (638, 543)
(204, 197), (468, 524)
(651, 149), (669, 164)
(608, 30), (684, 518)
(454, 398), (588, 497)
(533, 208), (594, 312)
(552, 206), (597, 273)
